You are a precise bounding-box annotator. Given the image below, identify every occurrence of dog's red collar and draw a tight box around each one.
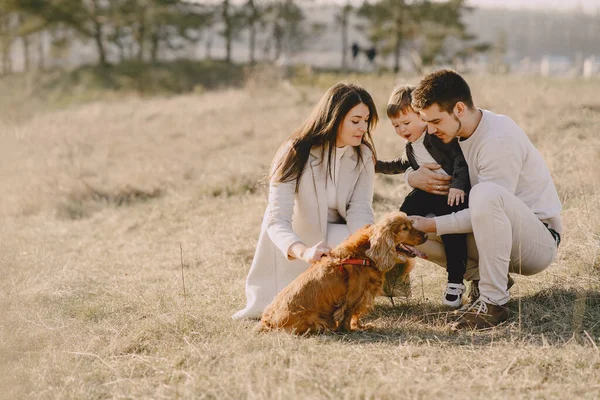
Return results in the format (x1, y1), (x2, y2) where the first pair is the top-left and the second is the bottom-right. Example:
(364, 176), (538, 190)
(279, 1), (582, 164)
(340, 258), (373, 266)
(338, 258), (372, 276)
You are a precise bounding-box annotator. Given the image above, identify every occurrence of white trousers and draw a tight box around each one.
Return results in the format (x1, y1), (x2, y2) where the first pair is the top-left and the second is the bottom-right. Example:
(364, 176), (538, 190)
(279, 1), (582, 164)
(416, 182), (558, 305)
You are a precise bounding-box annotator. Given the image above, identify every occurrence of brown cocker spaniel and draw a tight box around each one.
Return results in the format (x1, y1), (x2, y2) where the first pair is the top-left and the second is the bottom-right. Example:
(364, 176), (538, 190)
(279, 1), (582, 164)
(257, 212), (427, 335)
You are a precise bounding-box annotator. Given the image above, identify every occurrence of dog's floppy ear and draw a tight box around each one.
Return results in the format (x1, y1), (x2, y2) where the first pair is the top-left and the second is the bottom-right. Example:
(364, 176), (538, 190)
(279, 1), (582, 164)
(365, 222), (397, 272)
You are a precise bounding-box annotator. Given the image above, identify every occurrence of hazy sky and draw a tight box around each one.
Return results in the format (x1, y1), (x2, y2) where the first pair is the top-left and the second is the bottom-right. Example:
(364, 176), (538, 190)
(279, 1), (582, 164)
(466, 0), (598, 13)
(313, 0), (599, 13)
(200, 0), (600, 14)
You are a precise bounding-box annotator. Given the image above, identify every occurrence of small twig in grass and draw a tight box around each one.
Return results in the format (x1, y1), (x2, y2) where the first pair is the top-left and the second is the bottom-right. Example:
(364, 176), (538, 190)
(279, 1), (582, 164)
(541, 333), (549, 347)
(68, 351), (116, 372)
(572, 149), (595, 334)
(572, 291), (587, 335)
(572, 146), (590, 218)
(43, 217), (47, 263)
(572, 146), (598, 269)
(419, 311), (456, 318)
(518, 219), (522, 336)
(583, 330), (599, 352)
(101, 379), (135, 386)
(180, 243), (187, 307)
(501, 357), (518, 377)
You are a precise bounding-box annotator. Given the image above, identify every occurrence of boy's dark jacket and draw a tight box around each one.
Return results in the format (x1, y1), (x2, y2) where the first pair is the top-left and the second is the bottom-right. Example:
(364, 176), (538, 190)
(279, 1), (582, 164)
(375, 133), (470, 191)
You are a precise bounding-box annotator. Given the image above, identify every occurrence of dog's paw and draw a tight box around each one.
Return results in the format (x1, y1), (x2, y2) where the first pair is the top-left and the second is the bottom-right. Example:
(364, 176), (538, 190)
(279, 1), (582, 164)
(351, 321), (376, 331)
(358, 322), (376, 331)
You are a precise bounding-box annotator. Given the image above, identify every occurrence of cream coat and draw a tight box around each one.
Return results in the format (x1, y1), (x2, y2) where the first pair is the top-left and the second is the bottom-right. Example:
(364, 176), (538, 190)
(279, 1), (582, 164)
(232, 143), (375, 319)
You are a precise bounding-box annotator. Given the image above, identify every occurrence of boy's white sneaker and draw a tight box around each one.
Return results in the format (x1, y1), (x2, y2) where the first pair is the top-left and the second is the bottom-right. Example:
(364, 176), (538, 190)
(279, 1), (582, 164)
(442, 282), (466, 308)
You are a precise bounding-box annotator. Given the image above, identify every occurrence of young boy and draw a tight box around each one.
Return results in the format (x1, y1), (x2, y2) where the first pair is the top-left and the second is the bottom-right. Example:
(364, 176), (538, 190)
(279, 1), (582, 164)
(376, 85), (470, 308)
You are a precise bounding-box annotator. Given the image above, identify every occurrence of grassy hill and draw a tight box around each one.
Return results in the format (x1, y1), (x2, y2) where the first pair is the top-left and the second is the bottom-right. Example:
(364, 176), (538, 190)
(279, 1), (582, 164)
(0, 72), (599, 398)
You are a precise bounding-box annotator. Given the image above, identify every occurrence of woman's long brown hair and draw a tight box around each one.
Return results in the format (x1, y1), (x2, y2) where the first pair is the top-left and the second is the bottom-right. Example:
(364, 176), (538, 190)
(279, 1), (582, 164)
(271, 83), (378, 192)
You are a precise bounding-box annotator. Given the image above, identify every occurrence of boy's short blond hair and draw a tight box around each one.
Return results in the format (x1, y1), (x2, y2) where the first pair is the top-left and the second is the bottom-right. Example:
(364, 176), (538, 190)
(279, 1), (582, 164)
(387, 85), (416, 118)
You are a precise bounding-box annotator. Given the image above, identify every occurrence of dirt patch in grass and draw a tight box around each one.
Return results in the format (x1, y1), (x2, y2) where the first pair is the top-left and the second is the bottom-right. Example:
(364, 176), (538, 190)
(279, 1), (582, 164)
(57, 181), (164, 219)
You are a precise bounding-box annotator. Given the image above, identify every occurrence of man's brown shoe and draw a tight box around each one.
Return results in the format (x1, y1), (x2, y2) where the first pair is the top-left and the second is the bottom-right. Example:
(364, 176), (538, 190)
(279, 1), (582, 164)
(452, 298), (510, 330)
(459, 274), (514, 311)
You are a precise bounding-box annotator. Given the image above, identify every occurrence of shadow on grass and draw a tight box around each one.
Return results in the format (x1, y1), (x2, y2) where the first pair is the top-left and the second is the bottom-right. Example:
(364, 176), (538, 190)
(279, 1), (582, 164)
(319, 288), (600, 347)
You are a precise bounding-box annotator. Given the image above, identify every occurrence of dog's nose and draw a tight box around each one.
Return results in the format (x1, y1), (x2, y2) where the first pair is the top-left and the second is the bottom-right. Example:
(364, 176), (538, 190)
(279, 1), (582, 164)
(423, 234), (428, 241)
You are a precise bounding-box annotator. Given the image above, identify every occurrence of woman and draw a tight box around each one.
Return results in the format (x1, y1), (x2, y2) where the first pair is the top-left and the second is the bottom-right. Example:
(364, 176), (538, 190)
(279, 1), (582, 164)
(233, 83), (379, 320)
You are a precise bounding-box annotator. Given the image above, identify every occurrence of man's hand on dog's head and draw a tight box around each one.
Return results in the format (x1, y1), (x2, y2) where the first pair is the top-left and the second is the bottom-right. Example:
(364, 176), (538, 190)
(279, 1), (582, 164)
(408, 215), (437, 233)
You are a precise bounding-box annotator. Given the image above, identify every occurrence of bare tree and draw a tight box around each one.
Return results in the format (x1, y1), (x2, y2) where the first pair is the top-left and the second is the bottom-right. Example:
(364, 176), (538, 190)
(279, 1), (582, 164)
(336, 0), (352, 71)
(219, 0), (244, 63)
(0, 9), (16, 74)
(245, 0), (267, 64)
(359, 0), (406, 72)
(359, 0), (475, 72)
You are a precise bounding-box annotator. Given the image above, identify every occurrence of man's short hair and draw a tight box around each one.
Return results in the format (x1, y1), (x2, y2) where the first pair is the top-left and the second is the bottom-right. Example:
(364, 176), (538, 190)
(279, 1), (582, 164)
(411, 69), (475, 114)
(386, 85), (415, 118)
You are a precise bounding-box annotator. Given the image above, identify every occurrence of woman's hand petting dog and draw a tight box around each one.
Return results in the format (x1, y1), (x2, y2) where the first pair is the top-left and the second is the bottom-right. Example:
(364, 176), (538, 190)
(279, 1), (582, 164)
(257, 212), (428, 335)
(301, 241), (332, 263)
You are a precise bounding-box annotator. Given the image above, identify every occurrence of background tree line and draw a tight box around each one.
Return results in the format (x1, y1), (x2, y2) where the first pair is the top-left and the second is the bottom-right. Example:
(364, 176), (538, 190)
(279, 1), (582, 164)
(0, 0), (488, 76)
(464, 7), (600, 61)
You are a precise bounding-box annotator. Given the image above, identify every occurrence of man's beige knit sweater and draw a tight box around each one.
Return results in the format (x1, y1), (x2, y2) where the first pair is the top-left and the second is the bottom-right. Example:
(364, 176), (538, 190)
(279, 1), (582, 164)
(433, 109), (563, 236)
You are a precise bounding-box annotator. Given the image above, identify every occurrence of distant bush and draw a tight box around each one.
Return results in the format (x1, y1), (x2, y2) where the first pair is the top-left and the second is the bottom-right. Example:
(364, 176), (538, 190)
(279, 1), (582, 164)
(43, 59), (246, 95)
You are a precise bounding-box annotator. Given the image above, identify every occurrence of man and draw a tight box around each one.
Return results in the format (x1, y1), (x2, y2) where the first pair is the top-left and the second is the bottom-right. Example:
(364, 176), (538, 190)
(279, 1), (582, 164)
(407, 69), (562, 329)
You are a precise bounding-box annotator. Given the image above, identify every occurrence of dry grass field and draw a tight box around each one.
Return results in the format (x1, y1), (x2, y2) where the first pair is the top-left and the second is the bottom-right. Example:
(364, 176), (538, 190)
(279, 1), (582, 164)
(1, 71), (599, 399)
